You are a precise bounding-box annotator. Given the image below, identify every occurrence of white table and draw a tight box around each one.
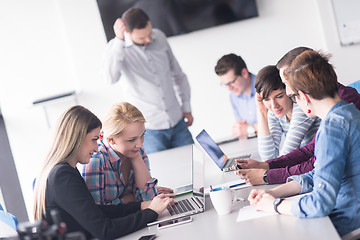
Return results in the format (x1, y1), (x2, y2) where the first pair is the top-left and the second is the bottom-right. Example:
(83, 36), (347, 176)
(120, 138), (341, 240)
(150, 137), (260, 190)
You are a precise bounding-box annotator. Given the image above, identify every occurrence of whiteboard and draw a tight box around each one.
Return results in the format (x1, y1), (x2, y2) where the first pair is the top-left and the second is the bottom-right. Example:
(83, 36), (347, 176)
(332, 0), (360, 46)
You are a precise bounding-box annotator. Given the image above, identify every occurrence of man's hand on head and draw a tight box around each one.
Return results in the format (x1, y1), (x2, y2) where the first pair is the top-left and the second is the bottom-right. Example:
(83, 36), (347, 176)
(113, 18), (126, 40)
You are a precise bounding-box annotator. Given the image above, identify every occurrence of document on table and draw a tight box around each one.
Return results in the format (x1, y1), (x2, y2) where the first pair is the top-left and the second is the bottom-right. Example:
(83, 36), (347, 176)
(236, 194), (308, 222)
(236, 205), (276, 222)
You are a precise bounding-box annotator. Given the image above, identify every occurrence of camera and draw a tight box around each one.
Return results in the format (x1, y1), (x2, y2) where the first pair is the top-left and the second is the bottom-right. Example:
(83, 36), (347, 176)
(4, 209), (85, 240)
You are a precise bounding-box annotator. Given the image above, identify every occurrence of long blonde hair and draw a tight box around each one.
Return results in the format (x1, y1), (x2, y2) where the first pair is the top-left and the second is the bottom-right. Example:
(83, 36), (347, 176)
(102, 102), (145, 138)
(33, 105), (101, 220)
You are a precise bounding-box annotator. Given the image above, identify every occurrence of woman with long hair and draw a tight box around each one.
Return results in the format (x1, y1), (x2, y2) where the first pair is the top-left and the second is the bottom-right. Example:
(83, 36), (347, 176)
(33, 105), (173, 239)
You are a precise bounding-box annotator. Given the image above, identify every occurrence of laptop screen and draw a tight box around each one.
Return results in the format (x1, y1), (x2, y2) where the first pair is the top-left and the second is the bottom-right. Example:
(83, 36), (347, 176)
(147, 144), (205, 227)
(195, 129), (227, 169)
(192, 144), (205, 200)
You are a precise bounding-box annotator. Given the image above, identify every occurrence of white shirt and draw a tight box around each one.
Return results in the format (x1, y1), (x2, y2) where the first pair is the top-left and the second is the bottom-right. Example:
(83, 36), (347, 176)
(103, 29), (191, 130)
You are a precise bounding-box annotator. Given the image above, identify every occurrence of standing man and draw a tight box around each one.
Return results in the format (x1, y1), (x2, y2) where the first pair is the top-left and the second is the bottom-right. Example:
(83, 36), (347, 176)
(215, 54), (257, 138)
(104, 8), (194, 154)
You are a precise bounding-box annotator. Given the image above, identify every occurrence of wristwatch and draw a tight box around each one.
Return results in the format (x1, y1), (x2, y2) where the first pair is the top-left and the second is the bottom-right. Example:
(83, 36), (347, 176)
(263, 170), (268, 184)
(273, 198), (285, 214)
(247, 125), (256, 137)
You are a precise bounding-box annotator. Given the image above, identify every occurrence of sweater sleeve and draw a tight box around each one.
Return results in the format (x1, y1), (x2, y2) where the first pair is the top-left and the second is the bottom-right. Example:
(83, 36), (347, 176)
(267, 136), (315, 169)
(257, 111), (283, 160)
(279, 104), (319, 156)
(265, 83), (360, 184)
(50, 165), (158, 239)
(265, 136), (316, 184)
(338, 83), (360, 109)
(266, 156), (316, 184)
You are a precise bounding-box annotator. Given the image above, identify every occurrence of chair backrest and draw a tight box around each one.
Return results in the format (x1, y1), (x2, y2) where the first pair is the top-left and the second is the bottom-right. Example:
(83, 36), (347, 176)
(348, 80), (360, 94)
(0, 203), (18, 231)
(0, 220), (18, 237)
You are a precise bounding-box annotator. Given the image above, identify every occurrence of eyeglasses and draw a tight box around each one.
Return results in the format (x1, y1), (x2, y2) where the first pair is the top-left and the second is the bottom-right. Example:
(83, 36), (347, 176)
(288, 93), (298, 103)
(288, 90), (310, 103)
(221, 75), (238, 87)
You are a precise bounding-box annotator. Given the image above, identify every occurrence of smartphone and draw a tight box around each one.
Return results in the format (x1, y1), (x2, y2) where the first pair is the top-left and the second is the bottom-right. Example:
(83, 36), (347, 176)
(157, 216), (192, 230)
(236, 163), (242, 170)
(247, 135), (257, 139)
(138, 234), (156, 240)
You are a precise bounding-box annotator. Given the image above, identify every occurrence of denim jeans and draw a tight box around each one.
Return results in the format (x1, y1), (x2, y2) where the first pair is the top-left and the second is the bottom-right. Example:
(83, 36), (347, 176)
(143, 119), (194, 154)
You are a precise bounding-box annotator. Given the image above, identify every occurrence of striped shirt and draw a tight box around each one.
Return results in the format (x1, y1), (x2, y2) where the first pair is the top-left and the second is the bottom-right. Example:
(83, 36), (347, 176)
(258, 103), (321, 160)
(82, 139), (158, 205)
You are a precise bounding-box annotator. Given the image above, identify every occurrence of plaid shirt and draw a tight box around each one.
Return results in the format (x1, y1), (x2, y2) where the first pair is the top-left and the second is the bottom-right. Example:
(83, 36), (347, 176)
(82, 139), (158, 205)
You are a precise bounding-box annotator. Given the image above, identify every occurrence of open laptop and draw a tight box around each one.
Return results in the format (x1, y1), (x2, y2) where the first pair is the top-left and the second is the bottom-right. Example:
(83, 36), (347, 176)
(147, 144), (205, 226)
(195, 129), (251, 172)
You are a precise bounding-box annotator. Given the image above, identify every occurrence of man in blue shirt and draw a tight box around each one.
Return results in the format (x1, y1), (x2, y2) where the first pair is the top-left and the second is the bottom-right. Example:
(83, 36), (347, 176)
(215, 54), (258, 138)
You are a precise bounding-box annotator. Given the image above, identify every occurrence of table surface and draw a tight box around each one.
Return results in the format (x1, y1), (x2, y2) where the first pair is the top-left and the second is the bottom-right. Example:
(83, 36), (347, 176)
(120, 138), (341, 240)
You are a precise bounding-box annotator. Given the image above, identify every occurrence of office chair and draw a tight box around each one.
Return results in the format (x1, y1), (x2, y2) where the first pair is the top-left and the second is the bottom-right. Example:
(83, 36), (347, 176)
(0, 203), (18, 231)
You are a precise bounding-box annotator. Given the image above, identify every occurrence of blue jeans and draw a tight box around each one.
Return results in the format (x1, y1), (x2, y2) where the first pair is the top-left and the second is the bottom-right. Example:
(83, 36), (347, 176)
(143, 119), (194, 154)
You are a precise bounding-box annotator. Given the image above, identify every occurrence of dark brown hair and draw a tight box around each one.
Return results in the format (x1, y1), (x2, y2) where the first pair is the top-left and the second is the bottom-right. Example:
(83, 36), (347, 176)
(255, 65), (285, 101)
(276, 46), (312, 70)
(287, 50), (338, 100)
(122, 8), (150, 32)
(214, 53), (247, 76)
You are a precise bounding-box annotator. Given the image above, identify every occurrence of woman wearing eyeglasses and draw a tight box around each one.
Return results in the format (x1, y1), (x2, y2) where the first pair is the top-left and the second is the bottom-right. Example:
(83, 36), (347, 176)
(248, 50), (360, 238)
(254, 65), (320, 161)
(214, 53), (258, 138)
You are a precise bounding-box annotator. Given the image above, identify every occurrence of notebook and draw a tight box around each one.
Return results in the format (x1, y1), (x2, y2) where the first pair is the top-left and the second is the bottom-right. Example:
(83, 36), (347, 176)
(195, 129), (251, 172)
(147, 144), (205, 226)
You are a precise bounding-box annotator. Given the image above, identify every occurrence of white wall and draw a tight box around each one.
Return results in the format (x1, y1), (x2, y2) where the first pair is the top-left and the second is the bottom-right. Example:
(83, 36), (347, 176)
(1, 0), (360, 219)
(317, 0), (360, 83)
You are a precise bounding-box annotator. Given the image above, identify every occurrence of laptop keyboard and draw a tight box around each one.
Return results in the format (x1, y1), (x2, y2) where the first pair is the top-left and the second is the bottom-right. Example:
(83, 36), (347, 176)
(167, 198), (195, 216)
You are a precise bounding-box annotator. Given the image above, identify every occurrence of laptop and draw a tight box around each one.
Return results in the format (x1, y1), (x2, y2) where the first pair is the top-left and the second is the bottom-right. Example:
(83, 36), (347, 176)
(147, 144), (205, 226)
(195, 129), (251, 172)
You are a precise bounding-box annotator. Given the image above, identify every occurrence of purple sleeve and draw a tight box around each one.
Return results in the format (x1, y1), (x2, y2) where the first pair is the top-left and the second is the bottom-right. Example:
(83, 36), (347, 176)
(264, 83), (360, 184)
(265, 135), (315, 184)
(338, 83), (360, 109)
(266, 136), (315, 169)
(267, 156), (316, 184)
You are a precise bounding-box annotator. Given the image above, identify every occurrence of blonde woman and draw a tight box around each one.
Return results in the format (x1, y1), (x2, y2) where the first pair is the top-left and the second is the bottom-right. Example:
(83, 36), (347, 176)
(33, 105), (174, 239)
(82, 102), (173, 205)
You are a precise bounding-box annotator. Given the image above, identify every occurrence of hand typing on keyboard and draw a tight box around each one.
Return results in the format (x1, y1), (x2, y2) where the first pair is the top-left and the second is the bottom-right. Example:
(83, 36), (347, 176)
(145, 193), (176, 215)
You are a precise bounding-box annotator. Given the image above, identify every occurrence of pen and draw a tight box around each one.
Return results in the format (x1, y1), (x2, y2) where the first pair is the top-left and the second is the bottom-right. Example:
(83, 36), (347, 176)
(229, 182), (246, 188)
